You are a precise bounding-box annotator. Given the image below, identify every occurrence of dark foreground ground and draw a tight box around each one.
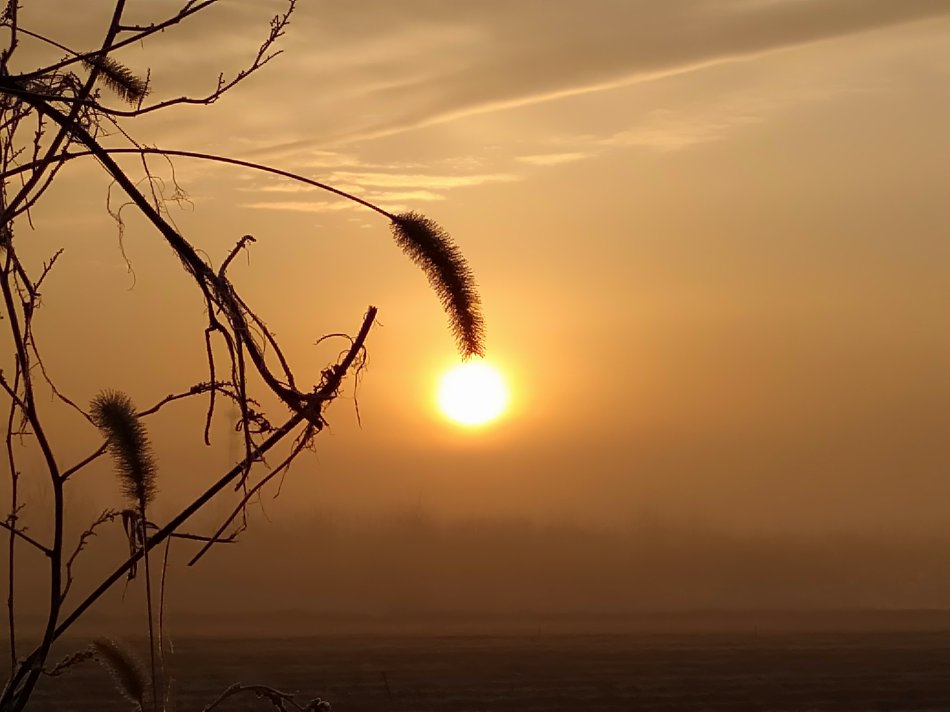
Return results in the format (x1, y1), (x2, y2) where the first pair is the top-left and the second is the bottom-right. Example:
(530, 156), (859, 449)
(27, 630), (950, 711)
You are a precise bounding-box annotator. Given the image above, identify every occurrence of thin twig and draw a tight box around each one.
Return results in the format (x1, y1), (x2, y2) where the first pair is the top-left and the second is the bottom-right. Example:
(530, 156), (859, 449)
(187, 426), (314, 566)
(13, 1), (222, 81)
(61, 510), (120, 601)
(61, 383), (240, 484)
(202, 682), (329, 712)
(0, 519), (51, 557)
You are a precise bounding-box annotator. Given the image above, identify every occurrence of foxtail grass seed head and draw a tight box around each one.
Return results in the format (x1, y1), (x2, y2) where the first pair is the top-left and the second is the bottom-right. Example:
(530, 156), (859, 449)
(91, 638), (149, 710)
(391, 212), (485, 358)
(90, 390), (157, 508)
(83, 55), (148, 105)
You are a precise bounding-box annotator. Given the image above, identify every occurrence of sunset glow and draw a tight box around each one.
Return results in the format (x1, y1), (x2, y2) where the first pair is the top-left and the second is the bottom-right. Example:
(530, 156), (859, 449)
(4, 7), (950, 704)
(437, 362), (509, 427)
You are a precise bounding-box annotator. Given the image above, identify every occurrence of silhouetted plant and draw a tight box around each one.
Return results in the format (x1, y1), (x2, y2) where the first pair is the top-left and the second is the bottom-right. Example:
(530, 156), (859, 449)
(90, 638), (150, 712)
(391, 212), (485, 358)
(90, 392), (158, 509)
(90, 391), (160, 712)
(0, 1), (484, 710)
(81, 56), (149, 106)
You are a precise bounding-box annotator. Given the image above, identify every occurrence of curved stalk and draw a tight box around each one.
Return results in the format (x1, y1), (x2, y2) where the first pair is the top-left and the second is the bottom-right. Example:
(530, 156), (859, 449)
(0, 147), (395, 219)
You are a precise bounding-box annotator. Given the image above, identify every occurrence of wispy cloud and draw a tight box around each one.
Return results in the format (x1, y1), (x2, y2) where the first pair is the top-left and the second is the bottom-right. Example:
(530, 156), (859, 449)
(364, 190), (445, 202)
(326, 171), (518, 190)
(285, 0), (950, 145)
(242, 187), (447, 215)
(602, 104), (768, 152)
(28, 1), (949, 155)
(239, 71), (853, 215)
(239, 163), (517, 214)
(242, 201), (359, 214)
(517, 152), (592, 167)
(238, 183), (320, 194)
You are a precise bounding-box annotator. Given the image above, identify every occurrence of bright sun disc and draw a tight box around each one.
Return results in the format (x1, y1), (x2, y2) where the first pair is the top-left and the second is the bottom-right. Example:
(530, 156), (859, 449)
(437, 362), (509, 426)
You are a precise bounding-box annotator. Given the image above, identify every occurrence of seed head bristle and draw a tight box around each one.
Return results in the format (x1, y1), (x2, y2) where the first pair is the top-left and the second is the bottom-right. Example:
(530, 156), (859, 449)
(84, 55), (148, 105)
(390, 212), (485, 358)
(90, 390), (157, 508)
(91, 638), (149, 710)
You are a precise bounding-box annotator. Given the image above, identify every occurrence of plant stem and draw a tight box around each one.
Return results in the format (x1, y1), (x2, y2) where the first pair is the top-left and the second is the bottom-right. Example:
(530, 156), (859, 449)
(140, 505), (158, 712)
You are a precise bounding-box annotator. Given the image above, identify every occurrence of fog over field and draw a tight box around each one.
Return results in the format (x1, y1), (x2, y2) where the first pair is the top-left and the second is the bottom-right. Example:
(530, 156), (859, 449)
(6, 506), (950, 639)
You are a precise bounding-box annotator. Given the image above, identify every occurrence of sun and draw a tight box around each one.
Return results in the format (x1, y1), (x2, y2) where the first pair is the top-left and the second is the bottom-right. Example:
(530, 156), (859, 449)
(437, 361), (509, 427)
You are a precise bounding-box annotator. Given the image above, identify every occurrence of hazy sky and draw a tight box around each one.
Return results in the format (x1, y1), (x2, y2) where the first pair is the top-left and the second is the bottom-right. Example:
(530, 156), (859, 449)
(7, 0), (950, 554)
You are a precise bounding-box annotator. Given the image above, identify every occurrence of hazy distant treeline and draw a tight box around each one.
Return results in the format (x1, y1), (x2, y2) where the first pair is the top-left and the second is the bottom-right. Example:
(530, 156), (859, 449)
(160, 511), (950, 616)
(7, 508), (950, 635)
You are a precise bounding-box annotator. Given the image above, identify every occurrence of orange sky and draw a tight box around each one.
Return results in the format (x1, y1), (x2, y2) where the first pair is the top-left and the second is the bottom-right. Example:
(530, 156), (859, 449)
(6, 0), (950, 546)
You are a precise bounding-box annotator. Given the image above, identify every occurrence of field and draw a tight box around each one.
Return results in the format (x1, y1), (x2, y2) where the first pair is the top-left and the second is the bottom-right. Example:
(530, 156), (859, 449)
(29, 630), (950, 711)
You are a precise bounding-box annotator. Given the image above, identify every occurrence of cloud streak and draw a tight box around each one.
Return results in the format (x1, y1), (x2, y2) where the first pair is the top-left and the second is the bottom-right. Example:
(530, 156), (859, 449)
(18, 1), (949, 153)
(239, 163), (518, 213)
(327, 171), (518, 190)
(516, 152), (593, 167)
(275, 0), (950, 145)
